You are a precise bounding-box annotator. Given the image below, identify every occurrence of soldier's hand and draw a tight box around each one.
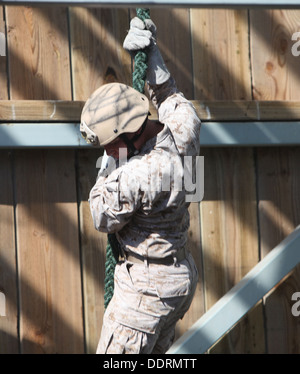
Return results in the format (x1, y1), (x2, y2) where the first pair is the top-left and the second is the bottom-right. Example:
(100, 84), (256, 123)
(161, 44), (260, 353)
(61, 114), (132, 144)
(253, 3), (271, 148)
(123, 17), (153, 54)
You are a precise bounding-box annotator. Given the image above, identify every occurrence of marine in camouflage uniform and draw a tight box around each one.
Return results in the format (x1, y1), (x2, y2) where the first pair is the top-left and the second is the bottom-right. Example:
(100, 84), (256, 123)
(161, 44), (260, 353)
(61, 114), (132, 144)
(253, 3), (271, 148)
(80, 17), (201, 354)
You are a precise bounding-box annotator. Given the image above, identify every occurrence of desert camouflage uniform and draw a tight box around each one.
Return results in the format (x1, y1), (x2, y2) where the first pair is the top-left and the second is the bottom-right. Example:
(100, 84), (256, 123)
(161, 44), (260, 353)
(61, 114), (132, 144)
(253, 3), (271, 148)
(89, 77), (201, 354)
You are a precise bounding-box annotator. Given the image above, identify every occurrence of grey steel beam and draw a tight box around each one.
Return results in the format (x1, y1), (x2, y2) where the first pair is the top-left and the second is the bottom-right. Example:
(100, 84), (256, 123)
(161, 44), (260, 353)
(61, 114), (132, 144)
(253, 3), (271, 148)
(0, 121), (300, 148)
(201, 121), (300, 146)
(0, 123), (87, 148)
(0, 0), (300, 8)
(167, 225), (300, 354)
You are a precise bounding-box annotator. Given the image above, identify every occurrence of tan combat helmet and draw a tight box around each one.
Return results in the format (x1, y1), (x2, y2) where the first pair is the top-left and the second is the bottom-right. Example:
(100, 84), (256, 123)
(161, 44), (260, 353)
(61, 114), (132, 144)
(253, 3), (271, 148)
(80, 83), (149, 147)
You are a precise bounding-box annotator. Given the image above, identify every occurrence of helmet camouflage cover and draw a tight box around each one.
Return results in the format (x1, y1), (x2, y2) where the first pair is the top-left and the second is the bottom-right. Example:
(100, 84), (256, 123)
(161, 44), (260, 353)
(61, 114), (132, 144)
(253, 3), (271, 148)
(80, 83), (149, 146)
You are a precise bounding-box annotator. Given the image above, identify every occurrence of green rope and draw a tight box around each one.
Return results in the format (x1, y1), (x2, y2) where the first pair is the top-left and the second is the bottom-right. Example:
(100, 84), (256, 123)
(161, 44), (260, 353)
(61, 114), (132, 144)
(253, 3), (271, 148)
(103, 8), (150, 310)
(133, 8), (150, 93)
(103, 234), (121, 309)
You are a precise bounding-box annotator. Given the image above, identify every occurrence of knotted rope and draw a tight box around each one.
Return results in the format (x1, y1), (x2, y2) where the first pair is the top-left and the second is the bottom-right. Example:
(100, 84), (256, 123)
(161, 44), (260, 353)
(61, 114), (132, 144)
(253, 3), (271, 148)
(104, 8), (150, 309)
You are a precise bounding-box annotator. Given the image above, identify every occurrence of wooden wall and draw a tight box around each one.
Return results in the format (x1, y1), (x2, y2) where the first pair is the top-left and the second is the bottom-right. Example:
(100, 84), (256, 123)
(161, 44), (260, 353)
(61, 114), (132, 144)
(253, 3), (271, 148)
(0, 6), (300, 354)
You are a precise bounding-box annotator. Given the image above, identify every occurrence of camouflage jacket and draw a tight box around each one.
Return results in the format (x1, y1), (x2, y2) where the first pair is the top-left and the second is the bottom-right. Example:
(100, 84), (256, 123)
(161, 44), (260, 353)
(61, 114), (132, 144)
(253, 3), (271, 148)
(89, 77), (201, 259)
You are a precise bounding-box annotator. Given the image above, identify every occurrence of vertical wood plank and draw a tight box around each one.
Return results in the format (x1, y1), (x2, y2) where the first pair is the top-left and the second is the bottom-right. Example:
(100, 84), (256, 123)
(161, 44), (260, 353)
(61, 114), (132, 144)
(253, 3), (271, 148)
(200, 149), (259, 305)
(191, 9), (252, 100)
(69, 7), (132, 101)
(15, 150), (84, 354)
(0, 12), (14, 351)
(251, 9), (300, 353)
(70, 8), (131, 352)
(1, 7), (17, 352)
(77, 149), (107, 353)
(200, 148), (264, 353)
(6, 6), (71, 99)
(151, 8), (194, 98)
(250, 9), (300, 101)
(0, 151), (19, 353)
(0, 6), (8, 99)
(191, 9), (264, 353)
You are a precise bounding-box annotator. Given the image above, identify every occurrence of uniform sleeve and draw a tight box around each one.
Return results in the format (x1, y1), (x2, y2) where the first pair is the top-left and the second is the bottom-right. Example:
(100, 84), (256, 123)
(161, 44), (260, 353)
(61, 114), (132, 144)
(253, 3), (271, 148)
(148, 77), (201, 157)
(89, 170), (141, 233)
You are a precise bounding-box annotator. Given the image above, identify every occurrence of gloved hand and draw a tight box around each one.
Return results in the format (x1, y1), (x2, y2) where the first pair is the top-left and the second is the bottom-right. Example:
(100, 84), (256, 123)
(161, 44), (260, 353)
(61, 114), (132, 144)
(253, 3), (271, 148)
(123, 17), (153, 54)
(123, 17), (170, 86)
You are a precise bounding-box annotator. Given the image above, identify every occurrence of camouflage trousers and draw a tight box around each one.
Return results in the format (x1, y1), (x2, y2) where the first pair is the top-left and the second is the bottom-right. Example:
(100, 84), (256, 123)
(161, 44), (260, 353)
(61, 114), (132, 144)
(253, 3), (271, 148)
(96, 251), (198, 354)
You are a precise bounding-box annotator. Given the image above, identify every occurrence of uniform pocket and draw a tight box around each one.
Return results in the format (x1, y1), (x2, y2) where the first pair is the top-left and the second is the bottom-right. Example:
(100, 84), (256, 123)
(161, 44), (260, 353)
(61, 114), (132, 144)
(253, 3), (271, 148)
(155, 275), (191, 298)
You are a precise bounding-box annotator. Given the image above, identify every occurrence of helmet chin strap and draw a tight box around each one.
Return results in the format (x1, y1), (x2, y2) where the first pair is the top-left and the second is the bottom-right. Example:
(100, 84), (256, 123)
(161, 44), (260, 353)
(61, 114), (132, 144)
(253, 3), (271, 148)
(119, 117), (147, 159)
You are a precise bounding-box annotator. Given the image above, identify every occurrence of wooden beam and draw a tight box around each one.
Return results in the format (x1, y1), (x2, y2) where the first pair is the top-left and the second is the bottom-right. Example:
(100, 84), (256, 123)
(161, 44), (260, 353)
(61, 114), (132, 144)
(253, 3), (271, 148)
(2, 100), (300, 122)
(0, 101), (83, 122)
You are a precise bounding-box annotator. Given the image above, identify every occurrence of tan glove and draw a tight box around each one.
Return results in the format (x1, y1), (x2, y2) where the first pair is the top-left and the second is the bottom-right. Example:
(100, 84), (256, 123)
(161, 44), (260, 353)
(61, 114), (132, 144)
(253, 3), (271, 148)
(123, 17), (170, 85)
(123, 17), (153, 53)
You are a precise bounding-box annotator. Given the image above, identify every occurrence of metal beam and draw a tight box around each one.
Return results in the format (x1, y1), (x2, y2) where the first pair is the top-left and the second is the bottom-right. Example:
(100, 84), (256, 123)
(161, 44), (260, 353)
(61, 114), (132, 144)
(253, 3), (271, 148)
(201, 121), (300, 146)
(167, 225), (300, 354)
(0, 0), (300, 8)
(0, 121), (300, 148)
(0, 123), (87, 148)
